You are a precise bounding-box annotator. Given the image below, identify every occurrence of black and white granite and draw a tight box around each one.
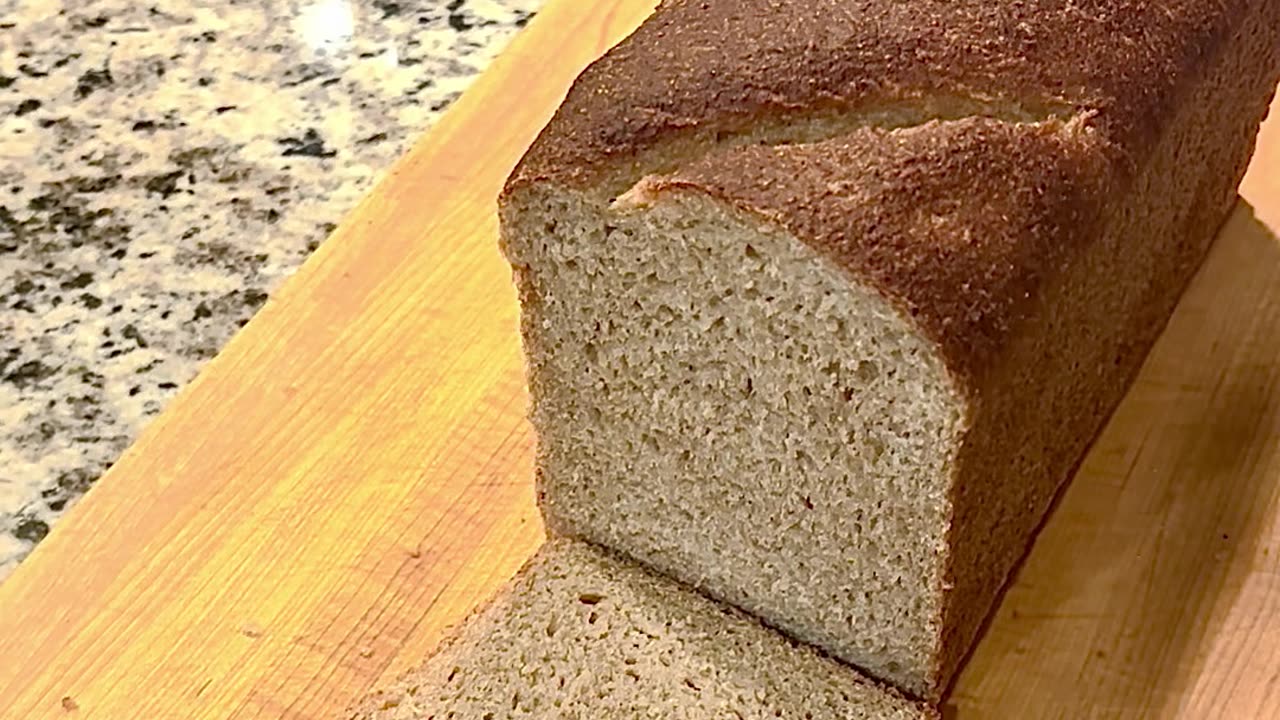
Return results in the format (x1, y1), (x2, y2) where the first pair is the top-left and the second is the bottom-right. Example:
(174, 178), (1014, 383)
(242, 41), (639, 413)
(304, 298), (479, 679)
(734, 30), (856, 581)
(0, 0), (542, 581)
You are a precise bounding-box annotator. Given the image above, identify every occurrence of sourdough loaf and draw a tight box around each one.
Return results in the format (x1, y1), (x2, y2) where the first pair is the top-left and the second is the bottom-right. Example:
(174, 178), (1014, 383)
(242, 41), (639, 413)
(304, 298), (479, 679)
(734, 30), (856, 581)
(500, 0), (1280, 699)
(348, 540), (934, 720)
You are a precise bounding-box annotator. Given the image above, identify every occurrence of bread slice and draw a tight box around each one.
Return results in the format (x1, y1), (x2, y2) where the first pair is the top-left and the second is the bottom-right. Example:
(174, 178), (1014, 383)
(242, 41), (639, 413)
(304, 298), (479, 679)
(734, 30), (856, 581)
(348, 539), (934, 720)
(499, 0), (1280, 700)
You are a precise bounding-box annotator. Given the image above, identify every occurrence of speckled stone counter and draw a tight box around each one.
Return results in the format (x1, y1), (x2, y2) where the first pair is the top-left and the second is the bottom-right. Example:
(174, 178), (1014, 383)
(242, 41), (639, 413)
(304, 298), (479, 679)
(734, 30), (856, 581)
(0, 0), (543, 581)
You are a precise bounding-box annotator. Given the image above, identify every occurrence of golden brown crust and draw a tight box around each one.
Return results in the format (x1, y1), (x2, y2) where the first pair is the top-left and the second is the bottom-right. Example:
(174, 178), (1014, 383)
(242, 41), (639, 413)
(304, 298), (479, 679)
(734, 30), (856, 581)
(507, 0), (1244, 192)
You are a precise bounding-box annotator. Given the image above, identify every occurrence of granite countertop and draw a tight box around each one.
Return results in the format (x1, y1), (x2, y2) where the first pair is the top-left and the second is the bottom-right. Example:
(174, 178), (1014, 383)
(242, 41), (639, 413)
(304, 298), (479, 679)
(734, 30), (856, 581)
(0, 0), (543, 581)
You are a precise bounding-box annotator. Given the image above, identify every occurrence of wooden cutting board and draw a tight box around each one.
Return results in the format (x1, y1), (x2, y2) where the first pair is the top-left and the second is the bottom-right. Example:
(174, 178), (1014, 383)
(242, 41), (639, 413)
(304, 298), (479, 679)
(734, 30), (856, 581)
(1, 1), (1278, 717)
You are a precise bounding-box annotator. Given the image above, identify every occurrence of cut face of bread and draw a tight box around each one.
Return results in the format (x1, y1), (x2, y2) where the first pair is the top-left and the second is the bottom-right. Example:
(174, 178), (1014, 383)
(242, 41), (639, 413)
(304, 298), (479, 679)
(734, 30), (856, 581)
(350, 540), (935, 720)
(503, 184), (967, 693)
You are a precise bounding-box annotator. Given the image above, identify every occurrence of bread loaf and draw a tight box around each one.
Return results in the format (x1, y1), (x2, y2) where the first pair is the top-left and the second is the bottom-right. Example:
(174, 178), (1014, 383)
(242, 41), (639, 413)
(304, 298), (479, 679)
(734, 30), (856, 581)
(348, 540), (934, 720)
(500, 0), (1280, 699)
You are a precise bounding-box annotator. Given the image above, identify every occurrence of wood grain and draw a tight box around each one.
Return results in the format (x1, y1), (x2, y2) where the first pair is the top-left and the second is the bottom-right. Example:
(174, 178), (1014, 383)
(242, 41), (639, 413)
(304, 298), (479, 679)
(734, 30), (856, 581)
(0, 2), (657, 718)
(0, 1), (1277, 717)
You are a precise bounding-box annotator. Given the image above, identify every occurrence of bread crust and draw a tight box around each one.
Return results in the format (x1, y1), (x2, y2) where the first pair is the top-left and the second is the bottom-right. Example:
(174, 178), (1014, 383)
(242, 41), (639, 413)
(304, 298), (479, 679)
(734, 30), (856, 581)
(506, 0), (1244, 192)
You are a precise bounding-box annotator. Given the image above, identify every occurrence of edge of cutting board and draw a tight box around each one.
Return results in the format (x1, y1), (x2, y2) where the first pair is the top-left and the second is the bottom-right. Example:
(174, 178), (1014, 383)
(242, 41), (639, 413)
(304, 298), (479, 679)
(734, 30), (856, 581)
(1, 0), (1279, 717)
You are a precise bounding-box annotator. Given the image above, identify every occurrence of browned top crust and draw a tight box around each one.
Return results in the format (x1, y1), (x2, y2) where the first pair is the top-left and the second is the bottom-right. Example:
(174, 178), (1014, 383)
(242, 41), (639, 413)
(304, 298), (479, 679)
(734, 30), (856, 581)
(508, 0), (1245, 190)
(503, 0), (1271, 385)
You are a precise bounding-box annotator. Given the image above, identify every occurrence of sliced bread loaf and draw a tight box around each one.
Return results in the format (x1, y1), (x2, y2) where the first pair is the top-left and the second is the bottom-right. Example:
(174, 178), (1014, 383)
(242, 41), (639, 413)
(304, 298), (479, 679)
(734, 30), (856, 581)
(499, 0), (1280, 700)
(348, 539), (934, 719)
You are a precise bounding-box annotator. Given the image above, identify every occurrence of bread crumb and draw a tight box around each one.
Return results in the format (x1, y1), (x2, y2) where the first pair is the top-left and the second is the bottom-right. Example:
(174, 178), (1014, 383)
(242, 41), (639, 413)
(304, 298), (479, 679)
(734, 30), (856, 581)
(61, 696), (78, 712)
(241, 623), (264, 639)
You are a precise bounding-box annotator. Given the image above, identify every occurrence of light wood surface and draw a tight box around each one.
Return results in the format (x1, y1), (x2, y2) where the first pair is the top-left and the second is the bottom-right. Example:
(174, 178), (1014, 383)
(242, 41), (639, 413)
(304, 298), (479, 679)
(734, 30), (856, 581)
(954, 101), (1280, 718)
(0, 1), (1277, 717)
